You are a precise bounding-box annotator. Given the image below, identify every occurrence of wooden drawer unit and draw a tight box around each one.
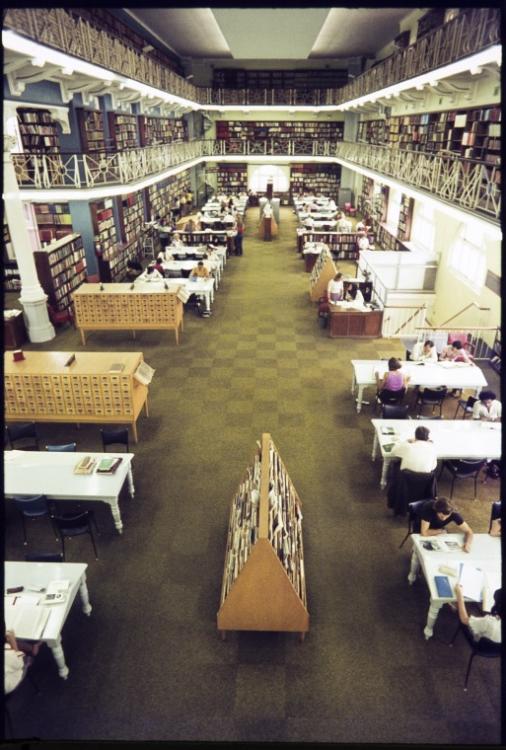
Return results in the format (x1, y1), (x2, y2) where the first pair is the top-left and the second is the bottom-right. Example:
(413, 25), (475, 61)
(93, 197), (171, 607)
(4, 351), (150, 442)
(72, 283), (184, 345)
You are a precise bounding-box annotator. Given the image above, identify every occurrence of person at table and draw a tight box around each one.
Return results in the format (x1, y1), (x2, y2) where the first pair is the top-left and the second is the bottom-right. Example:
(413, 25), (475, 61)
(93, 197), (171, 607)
(190, 260), (209, 280)
(126, 258), (143, 281)
(440, 340), (474, 364)
(344, 283), (366, 308)
(391, 425), (437, 473)
(454, 585), (501, 643)
(418, 497), (474, 552)
(327, 272), (344, 304)
(4, 630), (42, 694)
(376, 357), (410, 395)
(172, 232), (184, 248)
(472, 390), (501, 422)
(184, 217), (196, 233)
(411, 339), (438, 363)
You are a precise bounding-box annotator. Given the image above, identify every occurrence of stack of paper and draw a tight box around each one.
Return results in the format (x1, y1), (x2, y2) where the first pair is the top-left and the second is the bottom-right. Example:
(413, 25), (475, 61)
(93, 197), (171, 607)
(458, 563), (484, 602)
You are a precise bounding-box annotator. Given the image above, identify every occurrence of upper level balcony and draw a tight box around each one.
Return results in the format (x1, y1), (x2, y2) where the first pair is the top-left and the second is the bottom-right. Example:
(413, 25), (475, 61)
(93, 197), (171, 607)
(3, 7), (500, 111)
(10, 138), (501, 224)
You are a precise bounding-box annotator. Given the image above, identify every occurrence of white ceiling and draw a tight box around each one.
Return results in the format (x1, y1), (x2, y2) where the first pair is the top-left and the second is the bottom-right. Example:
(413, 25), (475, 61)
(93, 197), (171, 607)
(126, 7), (413, 61)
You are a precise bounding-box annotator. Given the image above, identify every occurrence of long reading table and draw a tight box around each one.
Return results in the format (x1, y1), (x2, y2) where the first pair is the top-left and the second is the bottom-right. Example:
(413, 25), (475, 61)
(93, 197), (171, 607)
(351, 359), (487, 413)
(134, 276), (215, 313)
(5, 450), (135, 534)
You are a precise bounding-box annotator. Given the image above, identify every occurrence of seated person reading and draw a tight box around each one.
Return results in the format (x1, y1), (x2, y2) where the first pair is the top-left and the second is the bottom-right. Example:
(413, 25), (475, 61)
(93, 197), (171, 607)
(190, 260), (209, 280)
(126, 258), (143, 281)
(376, 357), (410, 394)
(5, 630), (41, 694)
(344, 283), (366, 308)
(454, 585), (501, 643)
(440, 340), (474, 364)
(392, 426), (437, 474)
(411, 339), (438, 363)
(418, 497), (474, 553)
(327, 273), (344, 304)
(472, 390), (501, 422)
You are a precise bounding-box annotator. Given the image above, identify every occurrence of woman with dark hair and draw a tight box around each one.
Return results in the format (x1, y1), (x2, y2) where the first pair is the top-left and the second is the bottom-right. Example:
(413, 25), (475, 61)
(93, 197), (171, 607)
(376, 357), (410, 394)
(454, 586), (501, 643)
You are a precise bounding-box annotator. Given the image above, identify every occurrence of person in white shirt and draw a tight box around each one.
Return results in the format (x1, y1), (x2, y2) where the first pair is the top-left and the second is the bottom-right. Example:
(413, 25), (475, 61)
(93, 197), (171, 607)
(357, 234), (370, 251)
(327, 273), (344, 304)
(472, 391), (502, 422)
(411, 339), (438, 363)
(455, 585), (501, 644)
(4, 631), (41, 694)
(328, 199), (337, 211)
(392, 426), (437, 473)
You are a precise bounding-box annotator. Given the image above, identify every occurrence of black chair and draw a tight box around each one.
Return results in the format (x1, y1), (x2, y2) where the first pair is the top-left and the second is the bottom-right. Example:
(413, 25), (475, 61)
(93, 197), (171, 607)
(381, 404), (410, 420)
(6, 422), (40, 451)
(488, 501), (501, 532)
(448, 624), (500, 691)
(45, 442), (77, 452)
(387, 467), (437, 517)
(398, 499), (428, 548)
(100, 427), (129, 453)
(25, 551), (65, 562)
(376, 387), (406, 413)
(173, 253), (186, 260)
(454, 395), (478, 419)
(12, 495), (56, 546)
(51, 510), (99, 560)
(415, 386), (447, 418)
(439, 459), (486, 499)
(165, 269), (183, 278)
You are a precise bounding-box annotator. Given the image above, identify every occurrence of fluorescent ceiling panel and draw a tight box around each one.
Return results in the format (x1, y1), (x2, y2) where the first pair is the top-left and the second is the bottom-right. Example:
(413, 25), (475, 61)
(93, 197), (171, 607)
(310, 8), (413, 58)
(212, 8), (330, 59)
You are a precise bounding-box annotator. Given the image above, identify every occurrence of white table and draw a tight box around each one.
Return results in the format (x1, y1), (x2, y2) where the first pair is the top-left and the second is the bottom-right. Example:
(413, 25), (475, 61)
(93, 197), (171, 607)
(161, 258), (222, 285)
(135, 276), (215, 313)
(371, 419), (501, 488)
(298, 211), (338, 221)
(5, 450), (135, 534)
(408, 534), (501, 639)
(167, 244), (227, 268)
(5, 561), (92, 678)
(351, 359), (488, 413)
(304, 220), (338, 230)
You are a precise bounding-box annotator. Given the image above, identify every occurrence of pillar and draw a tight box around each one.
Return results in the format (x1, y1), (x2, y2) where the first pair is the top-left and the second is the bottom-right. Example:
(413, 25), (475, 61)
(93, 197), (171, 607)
(3, 134), (55, 342)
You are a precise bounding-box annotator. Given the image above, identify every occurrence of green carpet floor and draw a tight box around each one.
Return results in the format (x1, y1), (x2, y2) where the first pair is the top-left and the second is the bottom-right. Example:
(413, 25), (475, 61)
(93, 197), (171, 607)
(5, 207), (501, 743)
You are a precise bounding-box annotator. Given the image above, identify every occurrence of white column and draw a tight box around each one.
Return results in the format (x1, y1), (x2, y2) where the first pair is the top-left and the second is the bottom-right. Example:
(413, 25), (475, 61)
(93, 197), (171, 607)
(3, 134), (55, 342)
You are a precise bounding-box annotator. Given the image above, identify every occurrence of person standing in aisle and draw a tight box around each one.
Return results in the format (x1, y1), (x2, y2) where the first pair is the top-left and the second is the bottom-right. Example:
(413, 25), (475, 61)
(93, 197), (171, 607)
(327, 272), (344, 303)
(235, 213), (244, 256)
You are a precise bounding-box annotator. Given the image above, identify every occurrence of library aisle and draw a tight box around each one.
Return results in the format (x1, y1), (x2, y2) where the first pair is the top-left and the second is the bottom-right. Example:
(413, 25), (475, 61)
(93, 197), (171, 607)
(4, 208), (500, 743)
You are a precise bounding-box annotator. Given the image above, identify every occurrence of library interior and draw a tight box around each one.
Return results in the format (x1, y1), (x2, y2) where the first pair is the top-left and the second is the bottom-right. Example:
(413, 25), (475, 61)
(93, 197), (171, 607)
(2, 6), (502, 745)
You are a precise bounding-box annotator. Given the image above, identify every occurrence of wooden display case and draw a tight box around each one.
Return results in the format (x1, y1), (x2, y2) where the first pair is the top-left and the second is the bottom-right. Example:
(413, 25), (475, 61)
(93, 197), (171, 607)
(217, 433), (309, 639)
(34, 234), (87, 312)
(4, 351), (150, 443)
(73, 283), (184, 345)
(328, 308), (383, 338)
(309, 247), (337, 302)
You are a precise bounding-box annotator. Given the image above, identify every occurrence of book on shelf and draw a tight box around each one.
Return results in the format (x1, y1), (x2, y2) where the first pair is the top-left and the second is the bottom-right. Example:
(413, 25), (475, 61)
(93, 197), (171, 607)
(96, 457), (123, 474)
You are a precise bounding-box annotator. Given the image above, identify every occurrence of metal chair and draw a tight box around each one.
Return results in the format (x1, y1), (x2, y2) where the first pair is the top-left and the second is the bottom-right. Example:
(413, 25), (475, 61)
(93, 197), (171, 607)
(100, 427), (129, 453)
(381, 404), (410, 420)
(488, 501), (501, 532)
(415, 386), (448, 418)
(51, 510), (99, 560)
(448, 624), (500, 691)
(398, 499), (428, 548)
(6, 422), (40, 451)
(376, 387), (406, 414)
(454, 395), (478, 419)
(12, 495), (55, 546)
(45, 442), (77, 452)
(25, 552), (65, 562)
(439, 459), (486, 499)
(387, 468), (438, 517)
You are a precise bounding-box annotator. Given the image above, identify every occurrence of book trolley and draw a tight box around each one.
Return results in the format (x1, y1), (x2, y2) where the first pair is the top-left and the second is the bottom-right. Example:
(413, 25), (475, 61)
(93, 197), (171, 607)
(72, 283), (184, 345)
(4, 351), (151, 443)
(217, 433), (309, 640)
(309, 246), (337, 302)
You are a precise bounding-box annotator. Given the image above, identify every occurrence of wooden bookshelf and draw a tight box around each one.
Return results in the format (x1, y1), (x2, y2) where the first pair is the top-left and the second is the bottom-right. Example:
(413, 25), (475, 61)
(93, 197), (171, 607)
(76, 108), (107, 153)
(108, 112), (138, 150)
(119, 192), (145, 244)
(138, 115), (186, 146)
(146, 172), (191, 221)
(4, 351), (150, 443)
(91, 198), (118, 255)
(17, 108), (60, 153)
(33, 234), (87, 312)
(300, 231), (373, 261)
(290, 164), (341, 197)
(397, 194), (414, 242)
(216, 164), (248, 193)
(216, 120), (344, 142)
(33, 203), (73, 244)
(167, 230), (235, 257)
(73, 283), (184, 345)
(217, 433), (309, 639)
(96, 236), (143, 283)
(357, 120), (388, 145)
(309, 246), (337, 301)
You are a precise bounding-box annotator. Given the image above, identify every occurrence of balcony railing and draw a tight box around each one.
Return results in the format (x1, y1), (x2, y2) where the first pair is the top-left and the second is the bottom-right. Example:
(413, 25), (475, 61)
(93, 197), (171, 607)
(4, 8), (500, 109)
(11, 139), (501, 221)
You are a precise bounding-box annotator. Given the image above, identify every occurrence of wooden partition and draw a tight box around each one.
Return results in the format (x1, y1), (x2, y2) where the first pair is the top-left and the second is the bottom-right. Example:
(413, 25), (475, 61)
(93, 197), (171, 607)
(217, 433), (309, 639)
(309, 247), (337, 302)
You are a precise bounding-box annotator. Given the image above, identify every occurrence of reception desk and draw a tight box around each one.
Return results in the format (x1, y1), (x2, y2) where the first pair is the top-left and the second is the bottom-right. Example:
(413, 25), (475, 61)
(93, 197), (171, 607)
(328, 307), (383, 338)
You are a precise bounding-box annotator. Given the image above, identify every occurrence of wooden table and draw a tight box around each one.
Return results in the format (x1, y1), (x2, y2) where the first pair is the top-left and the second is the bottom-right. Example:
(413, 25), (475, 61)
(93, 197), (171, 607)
(5, 561), (92, 678)
(5, 449), (135, 533)
(351, 359), (488, 413)
(408, 534), (501, 639)
(371, 418), (501, 488)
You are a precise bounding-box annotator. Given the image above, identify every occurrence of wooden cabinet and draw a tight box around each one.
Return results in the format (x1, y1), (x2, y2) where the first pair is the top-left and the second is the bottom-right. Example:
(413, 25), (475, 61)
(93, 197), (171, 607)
(217, 433), (309, 639)
(4, 310), (28, 350)
(73, 283), (184, 344)
(328, 309), (383, 338)
(4, 351), (150, 442)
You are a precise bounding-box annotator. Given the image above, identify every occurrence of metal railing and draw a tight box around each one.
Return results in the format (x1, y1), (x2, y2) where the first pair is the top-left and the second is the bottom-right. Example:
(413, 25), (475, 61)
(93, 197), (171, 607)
(382, 305), (429, 339)
(4, 8), (500, 108)
(414, 326), (499, 360)
(11, 138), (501, 221)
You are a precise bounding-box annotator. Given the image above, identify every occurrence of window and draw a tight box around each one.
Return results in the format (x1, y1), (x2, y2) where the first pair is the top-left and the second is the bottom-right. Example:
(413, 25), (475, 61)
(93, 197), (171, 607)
(447, 223), (487, 292)
(248, 164), (290, 193)
(411, 201), (435, 255)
